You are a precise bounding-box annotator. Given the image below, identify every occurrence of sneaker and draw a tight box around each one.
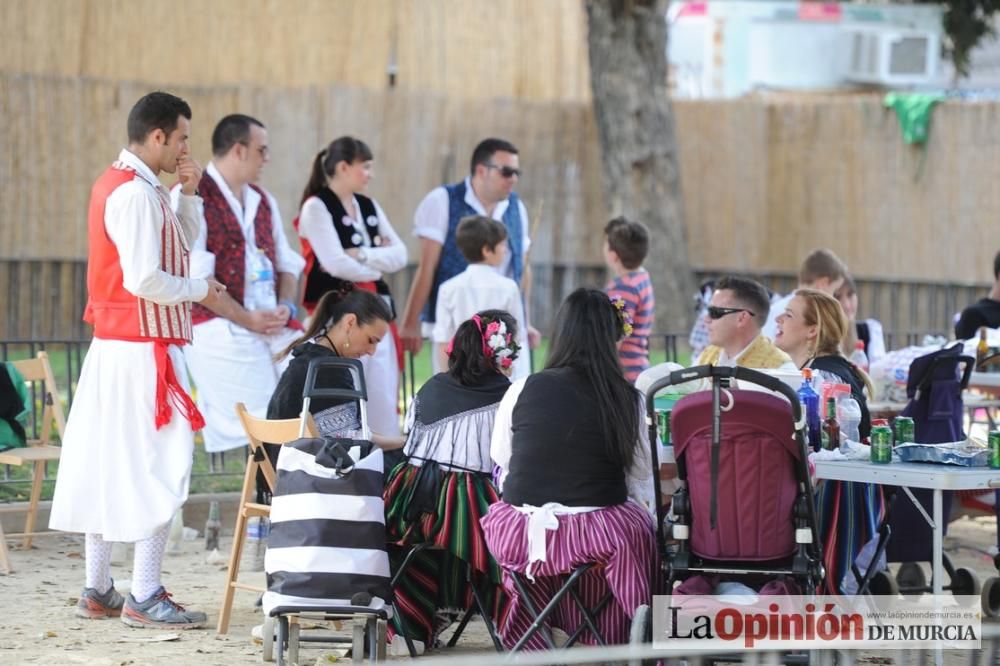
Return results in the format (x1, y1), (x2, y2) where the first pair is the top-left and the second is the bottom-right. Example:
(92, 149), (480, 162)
(121, 587), (207, 629)
(75, 584), (125, 619)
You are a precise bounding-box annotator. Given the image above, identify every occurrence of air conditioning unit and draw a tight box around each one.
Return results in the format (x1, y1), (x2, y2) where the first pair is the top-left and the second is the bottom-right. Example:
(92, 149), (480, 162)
(844, 26), (940, 86)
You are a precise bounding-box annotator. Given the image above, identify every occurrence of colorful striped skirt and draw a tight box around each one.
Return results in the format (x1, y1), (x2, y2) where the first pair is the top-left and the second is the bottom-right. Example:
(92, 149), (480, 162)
(481, 500), (659, 650)
(383, 462), (506, 645)
(816, 480), (886, 595)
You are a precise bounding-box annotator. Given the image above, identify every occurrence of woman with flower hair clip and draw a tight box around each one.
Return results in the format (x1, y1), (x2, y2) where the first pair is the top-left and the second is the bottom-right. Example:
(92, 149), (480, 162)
(482, 287), (657, 650)
(383, 309), (519, 650)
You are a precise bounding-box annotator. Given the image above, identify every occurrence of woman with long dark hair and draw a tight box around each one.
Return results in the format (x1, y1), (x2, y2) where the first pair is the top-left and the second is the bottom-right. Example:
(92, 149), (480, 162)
(383, 309), (518, 650)
(296, 136), (407, 438)
(482, 288), (657, 650)
(267, 286), (402, 451)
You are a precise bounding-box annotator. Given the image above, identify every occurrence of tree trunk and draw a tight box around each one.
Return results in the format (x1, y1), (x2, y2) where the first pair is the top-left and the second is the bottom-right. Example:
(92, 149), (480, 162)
(586, 0), (696, 335)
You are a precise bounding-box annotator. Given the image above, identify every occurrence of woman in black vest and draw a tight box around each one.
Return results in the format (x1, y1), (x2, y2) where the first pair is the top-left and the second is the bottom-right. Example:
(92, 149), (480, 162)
(297, 137), (408, 440)
(481, 288), (657, 650)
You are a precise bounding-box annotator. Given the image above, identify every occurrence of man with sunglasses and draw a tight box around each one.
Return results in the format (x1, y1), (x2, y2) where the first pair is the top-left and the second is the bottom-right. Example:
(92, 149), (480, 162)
(697, 276), (795, 369)
(169, 113), (305, 454)
(400, 138), (537, 368)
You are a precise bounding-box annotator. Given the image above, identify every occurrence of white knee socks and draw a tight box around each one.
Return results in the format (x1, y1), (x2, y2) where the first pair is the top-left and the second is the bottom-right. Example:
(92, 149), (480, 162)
(84, 533), (112, 593)
(131, 523), (169, 603)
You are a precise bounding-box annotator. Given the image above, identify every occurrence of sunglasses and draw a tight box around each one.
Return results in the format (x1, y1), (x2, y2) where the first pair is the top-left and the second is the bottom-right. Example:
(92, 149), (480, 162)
(707, 306), (755, 320)
(484, 163), (521, 179)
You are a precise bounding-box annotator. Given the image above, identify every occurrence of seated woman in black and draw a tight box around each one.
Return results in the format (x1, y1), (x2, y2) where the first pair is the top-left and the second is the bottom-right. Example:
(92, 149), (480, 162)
(264, 286), (402, 494)
(482, 288), (656, 650)
(383, 309), (518, 650)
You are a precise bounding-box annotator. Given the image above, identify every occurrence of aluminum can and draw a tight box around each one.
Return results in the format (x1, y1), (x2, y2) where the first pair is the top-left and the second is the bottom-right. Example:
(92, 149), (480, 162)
(657, 409), (671, 446)
(871, 426), (893, 464)
(989, 430), (1000, 470)
(893, 416), (915, 446)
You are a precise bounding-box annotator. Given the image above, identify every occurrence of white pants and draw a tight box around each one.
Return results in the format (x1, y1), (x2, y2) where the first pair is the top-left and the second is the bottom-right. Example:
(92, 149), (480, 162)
(183, 318), (301, 452)
(361, 332), (400, 436)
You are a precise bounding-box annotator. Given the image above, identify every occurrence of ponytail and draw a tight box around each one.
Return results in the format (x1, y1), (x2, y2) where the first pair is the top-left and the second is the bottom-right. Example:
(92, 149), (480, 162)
(299, 150), (329, 207)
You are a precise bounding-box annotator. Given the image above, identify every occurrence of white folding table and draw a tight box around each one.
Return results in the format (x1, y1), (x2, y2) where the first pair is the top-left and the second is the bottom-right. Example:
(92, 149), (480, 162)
(813, 459), (1000, 596)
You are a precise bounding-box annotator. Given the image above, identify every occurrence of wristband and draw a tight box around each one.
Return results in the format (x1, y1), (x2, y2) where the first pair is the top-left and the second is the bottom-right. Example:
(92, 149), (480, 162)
(279, 299), (298, 322)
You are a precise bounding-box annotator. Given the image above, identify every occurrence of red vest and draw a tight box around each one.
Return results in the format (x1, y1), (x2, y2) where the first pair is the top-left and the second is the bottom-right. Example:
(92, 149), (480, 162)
(190, 172), (276, 324)
(84, 160), (203, 431)
(84, 163), (193, 343)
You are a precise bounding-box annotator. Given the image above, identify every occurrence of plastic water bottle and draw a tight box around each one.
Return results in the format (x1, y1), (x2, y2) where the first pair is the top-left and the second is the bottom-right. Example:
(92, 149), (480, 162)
(837, 395), (863, 449)
(797, 368), (821, 451)
(246, 248), (276, 311)
(242, 516), (268, 572)
(850, 340), (870, 374)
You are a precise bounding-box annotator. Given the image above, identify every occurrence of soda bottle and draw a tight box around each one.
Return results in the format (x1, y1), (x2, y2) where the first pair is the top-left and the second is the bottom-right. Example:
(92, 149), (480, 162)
(204, 500), (221, 551)
(246, 248), (276, 311)
(978, 327), (990, 369)
(821, 397), (840, 451)
(797, 368), (821, 451)
(850, 340), (870, 374)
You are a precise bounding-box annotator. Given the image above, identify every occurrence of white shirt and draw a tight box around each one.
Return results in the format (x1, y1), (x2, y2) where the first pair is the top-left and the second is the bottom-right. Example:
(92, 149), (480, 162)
(490, 376), (656, 512)
(297, 194), (407, 282)
(432, 264), (529, 379)
(113, 149), (208, 305)
(412, 178), (531, 280)
(169, 163), (305, 300)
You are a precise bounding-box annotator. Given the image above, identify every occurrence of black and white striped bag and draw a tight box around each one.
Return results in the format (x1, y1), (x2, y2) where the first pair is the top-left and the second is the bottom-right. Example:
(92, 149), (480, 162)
(262, 436), (391, 615)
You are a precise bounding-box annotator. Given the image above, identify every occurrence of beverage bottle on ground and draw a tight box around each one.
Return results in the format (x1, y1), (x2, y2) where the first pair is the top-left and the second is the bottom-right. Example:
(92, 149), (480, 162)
(821, 397), (840, 451)
(850, 340), (869, 374)
(205, 500), (221, 551)
(798, 368), (821, 451)
(246, 248), (276, 311)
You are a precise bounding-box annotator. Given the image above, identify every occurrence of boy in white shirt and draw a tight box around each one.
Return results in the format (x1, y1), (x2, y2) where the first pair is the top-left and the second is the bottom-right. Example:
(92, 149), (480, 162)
(433, 216), (530, 379)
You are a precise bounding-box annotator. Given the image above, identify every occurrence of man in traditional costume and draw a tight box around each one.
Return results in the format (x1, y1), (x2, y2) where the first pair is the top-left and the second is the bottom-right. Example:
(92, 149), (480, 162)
(170, 114), (305, 454)
(50, 92), (225, 629)
(398, 138), (538, 370)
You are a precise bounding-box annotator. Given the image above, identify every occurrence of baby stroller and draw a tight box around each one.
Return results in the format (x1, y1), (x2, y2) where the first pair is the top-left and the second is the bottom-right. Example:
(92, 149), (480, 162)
(629, 365), (824, 658)
(262, 357), (391, 664)
(882, 344), (981, 599)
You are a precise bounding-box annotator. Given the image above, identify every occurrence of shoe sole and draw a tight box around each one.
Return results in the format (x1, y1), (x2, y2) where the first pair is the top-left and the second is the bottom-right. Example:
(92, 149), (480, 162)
(75, 603), (123, 619)
(121, 611), (206, 630)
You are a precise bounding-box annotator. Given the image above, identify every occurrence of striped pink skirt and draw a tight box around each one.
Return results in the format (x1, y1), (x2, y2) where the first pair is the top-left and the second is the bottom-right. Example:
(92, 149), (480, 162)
(481, 500), (659, 650)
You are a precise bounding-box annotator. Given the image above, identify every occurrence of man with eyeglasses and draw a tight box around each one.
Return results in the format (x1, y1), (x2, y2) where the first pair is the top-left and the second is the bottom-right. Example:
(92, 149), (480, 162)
(400, 137), (538, 368)
(697, 276), (795, 370)
(169, 114), (305, 454)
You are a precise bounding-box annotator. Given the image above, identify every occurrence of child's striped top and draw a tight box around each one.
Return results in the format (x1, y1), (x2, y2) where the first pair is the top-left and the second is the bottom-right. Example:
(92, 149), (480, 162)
(605, 269), (655, 382)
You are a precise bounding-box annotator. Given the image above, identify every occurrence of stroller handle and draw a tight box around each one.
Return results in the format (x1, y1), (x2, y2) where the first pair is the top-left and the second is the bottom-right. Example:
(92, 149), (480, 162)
(302, 357), (368, 402)
(644, 364), (803, 423)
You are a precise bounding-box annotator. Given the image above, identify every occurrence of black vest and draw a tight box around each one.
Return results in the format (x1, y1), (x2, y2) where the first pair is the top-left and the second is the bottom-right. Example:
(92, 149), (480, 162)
(503, 368), (629, 508)
(303, 190), (394, 316)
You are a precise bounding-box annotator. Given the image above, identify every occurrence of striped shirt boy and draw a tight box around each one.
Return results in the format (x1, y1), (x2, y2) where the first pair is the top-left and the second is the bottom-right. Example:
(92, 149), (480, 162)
(605, 269), (655, 382)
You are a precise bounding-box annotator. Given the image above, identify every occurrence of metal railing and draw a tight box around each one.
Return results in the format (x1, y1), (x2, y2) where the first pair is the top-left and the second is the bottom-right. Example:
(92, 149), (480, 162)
(0, 328), (944, 497)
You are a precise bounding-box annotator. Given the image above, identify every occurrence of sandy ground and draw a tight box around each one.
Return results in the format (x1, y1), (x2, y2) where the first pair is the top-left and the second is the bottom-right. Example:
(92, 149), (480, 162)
(1, 514), (1000, 665)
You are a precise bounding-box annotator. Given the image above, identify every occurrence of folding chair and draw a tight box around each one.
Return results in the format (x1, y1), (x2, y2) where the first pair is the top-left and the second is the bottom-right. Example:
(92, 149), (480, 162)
(216, 403), (316, 635)
(0, 351), (67, 571)
(389, 541), (504, 655)
(506, 563), (615, 652)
